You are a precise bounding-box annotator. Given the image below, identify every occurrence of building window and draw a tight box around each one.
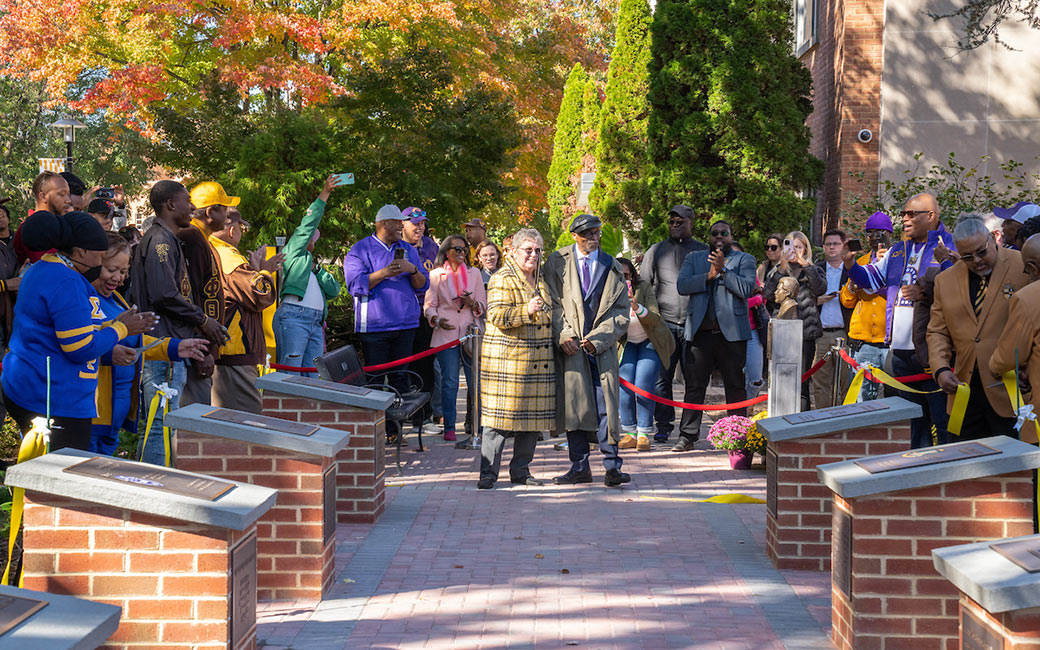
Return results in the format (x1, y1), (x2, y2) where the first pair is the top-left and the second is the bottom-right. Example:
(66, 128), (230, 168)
(794, 0), (818, 57)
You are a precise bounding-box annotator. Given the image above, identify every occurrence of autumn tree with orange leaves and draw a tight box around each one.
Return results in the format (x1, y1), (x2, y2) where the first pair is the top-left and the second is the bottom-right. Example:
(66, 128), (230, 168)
(0, 0), (617, 229)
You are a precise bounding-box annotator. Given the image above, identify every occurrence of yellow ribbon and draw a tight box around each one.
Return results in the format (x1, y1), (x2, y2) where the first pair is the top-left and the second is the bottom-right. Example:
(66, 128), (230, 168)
(843, 368), (866, 405)
(3, 418), (50, 587)
(866, 366), (943, 394)
(139, 384), (174, 467)
(639, 494), (767, 504)
(946, 384), (971, 436)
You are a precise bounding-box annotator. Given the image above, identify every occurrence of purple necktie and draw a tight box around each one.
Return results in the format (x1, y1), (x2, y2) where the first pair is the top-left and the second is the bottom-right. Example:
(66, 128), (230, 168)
(581, 257), (591, 294)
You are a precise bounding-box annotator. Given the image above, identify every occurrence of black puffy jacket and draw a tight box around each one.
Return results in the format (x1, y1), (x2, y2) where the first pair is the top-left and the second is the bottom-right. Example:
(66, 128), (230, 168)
(763, 263), (827, 341)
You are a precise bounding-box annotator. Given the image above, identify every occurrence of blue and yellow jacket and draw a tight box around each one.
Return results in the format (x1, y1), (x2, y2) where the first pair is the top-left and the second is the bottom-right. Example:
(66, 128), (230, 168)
(2, 254), (128, 419)
(93, 290), (179, 432)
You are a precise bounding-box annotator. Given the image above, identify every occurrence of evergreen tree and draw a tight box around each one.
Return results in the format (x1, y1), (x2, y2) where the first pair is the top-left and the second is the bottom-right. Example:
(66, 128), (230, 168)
(647, 0), (823, 250)
(547, 64), (591, 239)
(589, 0), (654, 242)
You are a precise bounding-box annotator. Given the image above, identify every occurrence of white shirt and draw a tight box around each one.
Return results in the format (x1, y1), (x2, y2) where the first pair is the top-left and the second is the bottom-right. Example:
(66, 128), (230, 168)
(284, 271), (324, 312)
(890, 242), (926, 350)
(820, 261), (845, 328)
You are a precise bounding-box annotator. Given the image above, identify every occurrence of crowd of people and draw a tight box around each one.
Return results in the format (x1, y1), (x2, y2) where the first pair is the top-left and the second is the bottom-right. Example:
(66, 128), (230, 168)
(2, 168), (1039, 489)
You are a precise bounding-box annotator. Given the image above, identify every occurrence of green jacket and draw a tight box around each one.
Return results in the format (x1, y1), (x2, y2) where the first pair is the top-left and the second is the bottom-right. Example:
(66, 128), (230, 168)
(281, 198), (342, 319)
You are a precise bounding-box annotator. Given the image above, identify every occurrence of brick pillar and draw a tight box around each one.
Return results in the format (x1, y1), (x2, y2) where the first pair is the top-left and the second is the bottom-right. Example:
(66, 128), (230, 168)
(960, 596), (1040, 650)
(21, 494), (257, 650)
(177, 433), (335, 601)
(830, 474), (1035, 650)
(261, 393), (385, 524)
(767, 423), (910, 570)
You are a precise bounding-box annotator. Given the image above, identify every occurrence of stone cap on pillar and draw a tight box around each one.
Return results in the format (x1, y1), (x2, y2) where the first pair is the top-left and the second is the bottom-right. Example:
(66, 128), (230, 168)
(817, 435), (1040, 498)
(756, 396), (921, 443)
(933, 534), (1040, 613)
(5, 449), (276, 531)
(256, 371), (394, 410)
(0, 584), (120, 650)
(166, 403), (351, 458)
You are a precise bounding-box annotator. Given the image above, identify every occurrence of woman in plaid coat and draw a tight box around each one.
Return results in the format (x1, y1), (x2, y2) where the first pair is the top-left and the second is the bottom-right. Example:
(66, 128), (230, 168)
(478, 228), (555, 489)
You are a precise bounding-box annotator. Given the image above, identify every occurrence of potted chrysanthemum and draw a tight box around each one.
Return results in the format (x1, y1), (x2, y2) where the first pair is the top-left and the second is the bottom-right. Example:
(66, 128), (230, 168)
(707, 414), (767, 469)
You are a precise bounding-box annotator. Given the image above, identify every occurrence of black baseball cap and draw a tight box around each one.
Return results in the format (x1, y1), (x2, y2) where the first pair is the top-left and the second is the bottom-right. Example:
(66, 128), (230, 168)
(87, 198), (114, 215)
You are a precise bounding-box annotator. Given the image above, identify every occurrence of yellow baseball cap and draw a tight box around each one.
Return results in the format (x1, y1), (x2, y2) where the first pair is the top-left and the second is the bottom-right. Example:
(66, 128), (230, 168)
(190, 181), (240, 209)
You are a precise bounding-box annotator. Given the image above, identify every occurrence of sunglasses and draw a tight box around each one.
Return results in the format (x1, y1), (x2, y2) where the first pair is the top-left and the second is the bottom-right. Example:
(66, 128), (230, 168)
(450, 246), (466, 253)
(765, 244), (779, 251)
(710, 230), (730, 237)
(959, 245), (990, 263)
(405, 209), (427, 219)
(898, 210), (931, 218)
(668, 219), (687, 226)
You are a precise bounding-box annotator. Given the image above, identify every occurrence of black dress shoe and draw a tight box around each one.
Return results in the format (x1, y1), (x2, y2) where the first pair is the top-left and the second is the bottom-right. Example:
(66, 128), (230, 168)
(553, 470), (593, 485)
(477, 478), (495, 489)
(604, 469), (631, 487)
(671, 437), (698, 452)
(510, 475), (545, 486)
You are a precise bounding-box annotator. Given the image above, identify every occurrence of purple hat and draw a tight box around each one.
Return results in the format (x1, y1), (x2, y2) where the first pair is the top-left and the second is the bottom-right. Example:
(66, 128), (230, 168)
(864, 211), (893, 232)
(402, 206), (427, 221)
(993, 201), (1033, 221)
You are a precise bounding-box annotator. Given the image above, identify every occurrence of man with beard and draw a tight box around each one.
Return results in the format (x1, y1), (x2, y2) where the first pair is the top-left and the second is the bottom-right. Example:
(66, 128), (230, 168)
(928, 215), (1030, 439)
(640, 205), (709, 443)
(546, 214), (631, 487)
(672, 220), (757, 451)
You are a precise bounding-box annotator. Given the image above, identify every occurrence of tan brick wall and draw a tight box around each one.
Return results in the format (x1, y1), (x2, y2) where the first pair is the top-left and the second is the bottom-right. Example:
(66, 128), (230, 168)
(767, 424), (910, 571)
(831, 474), (1035, 650)
(177, 433), (335, 601)
(21, 493), (254, 650)
(261, 393), (386, 524)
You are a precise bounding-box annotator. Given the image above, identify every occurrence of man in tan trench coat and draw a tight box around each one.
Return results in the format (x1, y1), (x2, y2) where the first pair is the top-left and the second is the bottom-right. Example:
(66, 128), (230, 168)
(545, 213), (631, 487)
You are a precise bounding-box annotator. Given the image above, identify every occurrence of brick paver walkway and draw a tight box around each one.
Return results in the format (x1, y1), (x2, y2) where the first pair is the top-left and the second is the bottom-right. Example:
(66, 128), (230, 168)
(256, 434), (833, 649)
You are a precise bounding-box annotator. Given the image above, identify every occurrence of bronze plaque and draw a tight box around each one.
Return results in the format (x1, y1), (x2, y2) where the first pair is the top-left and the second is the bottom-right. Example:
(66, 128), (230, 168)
(766, 447), (778, 518)
(323, 465), (336, 546)
(202, 408), (319, 437)
(989, 538), (1040, 572)
(63, 456), (235, 501)
(782, 400), (890, 425)
(0, 593), (47, 637)
(229, 531), (257, 649)
(961, 605), (1003, 650)
(284, 375), (371, 396)
(855, 441), (1001, 474)
(832, 506), (852, 599)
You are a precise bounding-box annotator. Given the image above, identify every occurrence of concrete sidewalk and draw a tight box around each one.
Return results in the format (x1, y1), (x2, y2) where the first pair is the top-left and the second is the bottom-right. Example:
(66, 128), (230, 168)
(256, 435), (833, 650)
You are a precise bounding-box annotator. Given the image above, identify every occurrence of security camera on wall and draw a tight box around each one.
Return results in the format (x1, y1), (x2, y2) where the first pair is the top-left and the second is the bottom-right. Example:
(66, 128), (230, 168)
(857, 129), (873, 143)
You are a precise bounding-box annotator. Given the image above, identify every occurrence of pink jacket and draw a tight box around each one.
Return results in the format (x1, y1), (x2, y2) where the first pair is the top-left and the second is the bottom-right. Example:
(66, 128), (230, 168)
(424, 264), (487, 348)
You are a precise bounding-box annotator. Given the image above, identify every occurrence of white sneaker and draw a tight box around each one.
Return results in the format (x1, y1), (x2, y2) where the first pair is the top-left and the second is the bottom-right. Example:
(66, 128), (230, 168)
(422, 422), (442, 434)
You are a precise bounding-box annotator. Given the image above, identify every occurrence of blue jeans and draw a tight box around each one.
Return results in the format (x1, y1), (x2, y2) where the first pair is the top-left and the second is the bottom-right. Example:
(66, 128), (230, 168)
(274, 303), (325, 378)
(619, 340), (662, 434)
(435, 346), (472, 434)
(745, 328), (765, 397)
(853, 343), (888, 402)
(138, 360), (187, 465)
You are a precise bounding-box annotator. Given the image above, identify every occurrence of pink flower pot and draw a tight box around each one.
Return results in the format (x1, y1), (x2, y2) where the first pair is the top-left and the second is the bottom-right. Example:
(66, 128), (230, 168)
(728, 449), (754, 470)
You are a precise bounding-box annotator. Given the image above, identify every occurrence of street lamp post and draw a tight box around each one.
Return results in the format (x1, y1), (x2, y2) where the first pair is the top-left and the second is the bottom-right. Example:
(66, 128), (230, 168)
(48, 118), (87, 171)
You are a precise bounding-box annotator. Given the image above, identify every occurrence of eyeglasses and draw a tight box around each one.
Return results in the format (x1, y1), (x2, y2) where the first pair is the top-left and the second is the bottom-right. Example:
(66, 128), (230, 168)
(898, 210), (931, 218)
(450, 246), (466, 253)
(765, 244), (779, 251)
(404, 209), (426, 219)
(518, 247), (541, 257)
(668, 219), (687, 226)
(959, 244), (991, 263)
(710, 230), (730, 237)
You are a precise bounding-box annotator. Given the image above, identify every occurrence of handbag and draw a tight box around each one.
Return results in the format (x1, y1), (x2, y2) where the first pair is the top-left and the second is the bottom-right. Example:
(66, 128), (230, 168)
(751, 301), (770, 331)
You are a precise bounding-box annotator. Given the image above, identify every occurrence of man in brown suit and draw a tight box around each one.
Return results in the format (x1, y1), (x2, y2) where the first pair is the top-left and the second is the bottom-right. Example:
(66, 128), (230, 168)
(990, 235), (1040, 444)
(928, 216), (1031, 439)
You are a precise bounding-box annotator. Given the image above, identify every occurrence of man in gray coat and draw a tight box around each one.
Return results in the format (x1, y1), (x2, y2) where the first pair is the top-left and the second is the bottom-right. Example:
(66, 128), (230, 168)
(545, 214), (631, 487)
(673, 220), (758, 452)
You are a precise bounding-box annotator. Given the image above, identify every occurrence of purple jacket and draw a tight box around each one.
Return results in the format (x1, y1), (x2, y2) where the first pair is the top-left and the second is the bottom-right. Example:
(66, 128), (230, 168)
(343, 235), (430, 333)
(846, 224), (955, 345)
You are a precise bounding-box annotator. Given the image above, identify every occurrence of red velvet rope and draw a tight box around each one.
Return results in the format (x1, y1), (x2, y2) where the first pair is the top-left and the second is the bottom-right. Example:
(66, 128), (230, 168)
(269, 337), (464, 374)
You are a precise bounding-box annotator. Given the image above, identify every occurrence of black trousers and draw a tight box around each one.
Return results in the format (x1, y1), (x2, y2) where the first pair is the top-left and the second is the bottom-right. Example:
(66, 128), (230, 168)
(956, 369), (1018, 441)
(6, 398), (91, 452)
(678, 330), (747, 441)
(891, 349), (949, 448)
(801, 338), (815, 412)
(410, 318), (436, 426)
(654, 324), (690, 439)
(480, 428), (539, 482)
(360, 328), (417, 436)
